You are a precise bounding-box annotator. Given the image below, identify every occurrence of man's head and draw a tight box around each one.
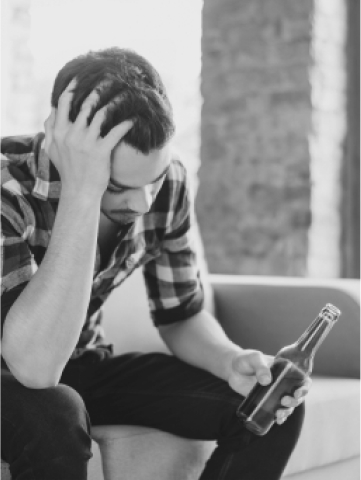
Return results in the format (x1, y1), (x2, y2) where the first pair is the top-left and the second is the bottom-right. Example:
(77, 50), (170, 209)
(51, 47), (175, 154)
(50, 48), (175, 225)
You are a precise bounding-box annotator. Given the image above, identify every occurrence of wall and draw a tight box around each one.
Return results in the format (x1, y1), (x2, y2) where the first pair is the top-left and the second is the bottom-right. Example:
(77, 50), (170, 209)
(198, 0), (349, 277)
(198, 0), (314, 276)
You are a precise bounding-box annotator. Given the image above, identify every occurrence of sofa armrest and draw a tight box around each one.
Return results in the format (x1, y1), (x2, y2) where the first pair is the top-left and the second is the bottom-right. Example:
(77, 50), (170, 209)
(210, 275), (360, 379)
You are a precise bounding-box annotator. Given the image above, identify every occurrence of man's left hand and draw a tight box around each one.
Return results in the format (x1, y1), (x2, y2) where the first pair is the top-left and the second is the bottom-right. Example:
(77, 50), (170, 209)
(226, 349), (312, 425)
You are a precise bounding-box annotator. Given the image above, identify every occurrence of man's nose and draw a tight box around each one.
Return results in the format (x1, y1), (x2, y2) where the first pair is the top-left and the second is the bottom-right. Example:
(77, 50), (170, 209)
(129, 186), (153, 214)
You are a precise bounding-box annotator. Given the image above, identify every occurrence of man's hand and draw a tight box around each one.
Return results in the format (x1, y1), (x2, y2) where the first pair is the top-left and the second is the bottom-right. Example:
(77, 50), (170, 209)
(44, 79), (133, 199)
(227, 349), (311, 425)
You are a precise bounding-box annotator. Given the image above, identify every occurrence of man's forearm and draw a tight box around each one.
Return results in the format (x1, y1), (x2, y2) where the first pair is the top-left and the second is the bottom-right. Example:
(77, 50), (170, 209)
(158, 309), (243, 382)
(2, 193), (101, 388)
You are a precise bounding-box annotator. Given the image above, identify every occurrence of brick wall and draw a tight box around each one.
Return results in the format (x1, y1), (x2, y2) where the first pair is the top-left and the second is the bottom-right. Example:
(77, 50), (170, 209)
(197, 0), (315, 275)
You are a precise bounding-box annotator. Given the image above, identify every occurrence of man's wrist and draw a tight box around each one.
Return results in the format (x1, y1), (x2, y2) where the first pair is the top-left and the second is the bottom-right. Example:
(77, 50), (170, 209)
(220, 344), (244, 382)
(59, 186), (103, 208)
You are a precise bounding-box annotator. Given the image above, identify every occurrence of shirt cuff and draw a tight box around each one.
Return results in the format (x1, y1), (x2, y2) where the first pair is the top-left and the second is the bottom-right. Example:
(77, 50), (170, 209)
(151, 286), (204, 327)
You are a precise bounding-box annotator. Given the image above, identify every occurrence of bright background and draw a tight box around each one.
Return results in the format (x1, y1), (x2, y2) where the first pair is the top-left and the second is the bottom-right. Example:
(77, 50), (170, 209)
(1, 0), (202, 176)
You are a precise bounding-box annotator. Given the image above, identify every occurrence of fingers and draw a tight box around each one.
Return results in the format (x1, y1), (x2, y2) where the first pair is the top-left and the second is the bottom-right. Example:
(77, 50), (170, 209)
(103, 119), (134, 150)
(74, 89), (100, 130)
(276, 407), (294, 424)
(232, 350), (273, 386)
(281, 395), (301, 409)
(297, 376), (312, 394)
(293, 377), (312, 402)
(73, 91), (133, 146)
(55, 78), (77, 130)
(276, 378), (312, 425)
(250, 353), (272, 386)
(295, 387), (308, 401)
(281, 379), (311, 409)
(294, 383), (311, 403)
(87, 105), (108, 137)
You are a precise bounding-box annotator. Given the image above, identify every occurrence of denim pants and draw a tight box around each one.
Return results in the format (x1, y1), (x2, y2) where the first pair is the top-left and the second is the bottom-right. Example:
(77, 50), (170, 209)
(2, 350), (305, 480)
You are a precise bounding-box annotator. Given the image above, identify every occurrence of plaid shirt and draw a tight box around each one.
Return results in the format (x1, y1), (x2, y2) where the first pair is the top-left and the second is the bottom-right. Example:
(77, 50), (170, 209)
(1, 133), (204, 355)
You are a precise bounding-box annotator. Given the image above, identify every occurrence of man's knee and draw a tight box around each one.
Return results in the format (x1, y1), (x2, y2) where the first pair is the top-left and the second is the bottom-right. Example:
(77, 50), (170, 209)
(218, 399), (306, 453)
(2, 373), (92, 464)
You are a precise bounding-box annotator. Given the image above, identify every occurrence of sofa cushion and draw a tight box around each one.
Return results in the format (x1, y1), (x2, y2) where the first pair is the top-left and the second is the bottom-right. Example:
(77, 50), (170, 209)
(283, 376), (360, 476)
(91, 426), (213, 480)
(1, 461), (10, 480)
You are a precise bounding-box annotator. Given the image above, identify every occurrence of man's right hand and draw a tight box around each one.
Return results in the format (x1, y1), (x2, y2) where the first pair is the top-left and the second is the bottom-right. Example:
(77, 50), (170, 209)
(44, 79), (133, 199)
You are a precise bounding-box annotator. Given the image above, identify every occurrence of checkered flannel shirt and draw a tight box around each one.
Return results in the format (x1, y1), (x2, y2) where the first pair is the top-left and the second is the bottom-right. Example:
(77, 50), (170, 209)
(1, 133), (204, 354)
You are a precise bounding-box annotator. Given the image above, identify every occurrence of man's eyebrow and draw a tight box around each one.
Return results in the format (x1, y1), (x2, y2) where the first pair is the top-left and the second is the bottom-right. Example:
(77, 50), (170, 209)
(109, 164), (171, 190)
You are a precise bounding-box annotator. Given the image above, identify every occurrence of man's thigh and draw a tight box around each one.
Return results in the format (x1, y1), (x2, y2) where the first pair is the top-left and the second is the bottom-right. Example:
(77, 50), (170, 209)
(61, 352), (246, 442)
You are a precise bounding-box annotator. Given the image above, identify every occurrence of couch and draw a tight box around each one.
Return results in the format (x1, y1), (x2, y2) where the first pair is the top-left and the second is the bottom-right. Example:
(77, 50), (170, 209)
(1, 271), (360, 479)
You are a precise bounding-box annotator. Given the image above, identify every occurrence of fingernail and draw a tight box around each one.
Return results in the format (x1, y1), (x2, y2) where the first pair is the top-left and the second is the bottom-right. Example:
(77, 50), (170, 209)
(260, 375), (271, 384)
(67, 78), (77, 90)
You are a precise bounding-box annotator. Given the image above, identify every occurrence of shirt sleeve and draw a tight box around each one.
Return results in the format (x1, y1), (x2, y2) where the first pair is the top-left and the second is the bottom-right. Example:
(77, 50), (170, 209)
(143, 167), (204, 326)
(1, 186), (38, 327)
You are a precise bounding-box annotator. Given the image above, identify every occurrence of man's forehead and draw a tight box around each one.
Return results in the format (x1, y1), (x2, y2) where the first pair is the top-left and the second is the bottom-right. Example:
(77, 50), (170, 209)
(110, 142), (172, 188)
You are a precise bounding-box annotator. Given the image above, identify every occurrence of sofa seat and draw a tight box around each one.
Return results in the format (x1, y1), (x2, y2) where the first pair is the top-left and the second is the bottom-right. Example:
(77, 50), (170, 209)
(89, 425), (213, 480)
(282, 376), (360, 477)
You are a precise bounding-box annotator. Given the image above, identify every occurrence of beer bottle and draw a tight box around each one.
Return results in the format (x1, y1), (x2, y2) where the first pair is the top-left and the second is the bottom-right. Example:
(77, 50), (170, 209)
(237, 303), (341, 435)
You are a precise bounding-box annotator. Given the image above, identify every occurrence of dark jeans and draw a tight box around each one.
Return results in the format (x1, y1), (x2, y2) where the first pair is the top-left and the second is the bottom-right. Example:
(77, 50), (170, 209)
(2, 350), (305, 480)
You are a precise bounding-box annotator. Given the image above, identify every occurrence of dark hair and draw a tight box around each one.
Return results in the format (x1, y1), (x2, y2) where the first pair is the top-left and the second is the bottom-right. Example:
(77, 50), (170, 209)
(51, 48), (175, 154)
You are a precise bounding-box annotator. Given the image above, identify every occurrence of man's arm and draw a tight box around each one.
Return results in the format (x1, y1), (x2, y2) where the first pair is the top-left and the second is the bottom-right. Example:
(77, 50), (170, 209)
(158, 309), (310, 424)
(2, 82), (132, 389)
(158, 309), (270, 393)
(145, 156), (309, 422)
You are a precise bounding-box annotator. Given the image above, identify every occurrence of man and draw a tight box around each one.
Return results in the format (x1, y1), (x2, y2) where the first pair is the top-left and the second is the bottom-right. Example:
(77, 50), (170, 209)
(1, 48), (309, 480)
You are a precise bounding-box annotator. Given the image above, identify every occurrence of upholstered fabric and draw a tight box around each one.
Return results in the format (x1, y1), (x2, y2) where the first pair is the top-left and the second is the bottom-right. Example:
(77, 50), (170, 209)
(1, 460), (10, 480)
(283, 377), (360, 476)
(90, 426), (213, 480)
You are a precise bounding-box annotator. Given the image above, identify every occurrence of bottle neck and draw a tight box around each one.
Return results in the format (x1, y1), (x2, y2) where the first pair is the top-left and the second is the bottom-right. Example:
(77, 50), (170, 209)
(296, 304), (340, 357)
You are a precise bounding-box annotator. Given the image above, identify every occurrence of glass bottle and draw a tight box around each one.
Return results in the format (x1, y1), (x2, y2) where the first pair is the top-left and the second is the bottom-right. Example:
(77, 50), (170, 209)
(237, 303), (341, 435)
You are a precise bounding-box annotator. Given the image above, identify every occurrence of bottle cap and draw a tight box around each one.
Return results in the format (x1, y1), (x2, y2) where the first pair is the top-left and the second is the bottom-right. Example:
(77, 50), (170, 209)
(322, 304), (341, 322)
